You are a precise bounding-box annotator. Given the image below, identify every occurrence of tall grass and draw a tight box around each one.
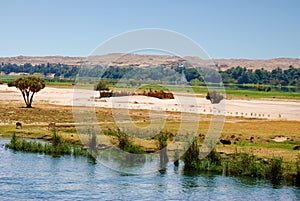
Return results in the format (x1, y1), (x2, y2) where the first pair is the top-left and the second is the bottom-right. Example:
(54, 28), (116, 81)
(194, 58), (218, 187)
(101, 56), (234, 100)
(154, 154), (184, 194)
(5, 132), (89, 158)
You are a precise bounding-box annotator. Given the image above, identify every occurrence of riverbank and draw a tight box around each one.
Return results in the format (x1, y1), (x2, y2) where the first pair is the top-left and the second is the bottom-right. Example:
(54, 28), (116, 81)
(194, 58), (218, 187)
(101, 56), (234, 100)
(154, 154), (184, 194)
(1, 138), (299, 200)
(0, 84), (299, 185)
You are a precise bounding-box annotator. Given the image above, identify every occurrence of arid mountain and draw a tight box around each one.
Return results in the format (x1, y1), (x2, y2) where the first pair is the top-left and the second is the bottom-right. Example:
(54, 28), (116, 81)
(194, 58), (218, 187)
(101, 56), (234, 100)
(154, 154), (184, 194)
(186, 57), (300, 71)
(0, 54), (299, 70)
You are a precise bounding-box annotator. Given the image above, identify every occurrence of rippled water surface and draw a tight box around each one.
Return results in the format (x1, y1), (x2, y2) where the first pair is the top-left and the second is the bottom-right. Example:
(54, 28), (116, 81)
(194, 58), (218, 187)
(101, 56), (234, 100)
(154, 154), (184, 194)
(0, 138), (299, 200)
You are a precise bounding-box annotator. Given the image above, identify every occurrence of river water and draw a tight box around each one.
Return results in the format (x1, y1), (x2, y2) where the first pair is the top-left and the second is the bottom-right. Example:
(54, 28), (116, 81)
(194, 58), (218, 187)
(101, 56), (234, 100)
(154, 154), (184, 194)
(0, 138), (299, 201)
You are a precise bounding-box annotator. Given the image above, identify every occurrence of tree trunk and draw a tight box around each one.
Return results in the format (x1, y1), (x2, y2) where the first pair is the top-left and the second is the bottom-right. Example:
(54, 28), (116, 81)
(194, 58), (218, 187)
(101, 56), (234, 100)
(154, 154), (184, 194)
(26, 104), (32, 108)
(26, 91), (30, 106)
(28, 92), (35, 108)
(21, 91), (28, 106)
(21, 90), (34, 108)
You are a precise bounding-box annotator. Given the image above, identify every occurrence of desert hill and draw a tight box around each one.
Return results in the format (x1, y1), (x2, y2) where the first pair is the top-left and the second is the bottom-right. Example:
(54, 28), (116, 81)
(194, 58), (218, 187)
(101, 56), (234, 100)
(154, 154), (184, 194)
(0, 54), (299, 70)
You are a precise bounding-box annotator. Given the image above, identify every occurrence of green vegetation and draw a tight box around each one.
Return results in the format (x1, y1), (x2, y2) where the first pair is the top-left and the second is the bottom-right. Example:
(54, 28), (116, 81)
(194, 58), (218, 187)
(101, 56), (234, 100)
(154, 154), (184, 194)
(182, 138), (299, 185)
(5, 131), (89, 157)
(1, 62), (299, 87)
(94, 80), (109, 91)
(116, 129), (145, 154)
(224, 88), (300, 99)
(0, 63), (78, 78)
(157, 132), (169, 168)
(296, 156), (300, 186)
(113, 129), (146, 164)
(14, 76), (46, 108)
(220, 66), (300, 86)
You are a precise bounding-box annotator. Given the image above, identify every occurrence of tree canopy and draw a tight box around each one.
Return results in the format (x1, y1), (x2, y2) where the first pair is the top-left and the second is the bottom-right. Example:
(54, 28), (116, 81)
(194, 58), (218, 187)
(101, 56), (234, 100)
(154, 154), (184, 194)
(1, 62), (299, 87)
(15, 76), (46, 108)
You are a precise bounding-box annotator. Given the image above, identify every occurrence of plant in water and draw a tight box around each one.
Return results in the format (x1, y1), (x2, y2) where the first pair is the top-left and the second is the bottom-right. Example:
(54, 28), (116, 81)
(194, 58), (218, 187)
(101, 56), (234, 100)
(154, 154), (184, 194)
(296, 155), (300, 186)
(182, 138), (200, 170)
(6, 132), (18, 149)
(115, 129), (146, 164)
(157, 133), (169, 168)
(116, 129), (130, 150)
(6, 131), (88, 158)
(269, 157), (283, 185)
(51, 129), (62, 146)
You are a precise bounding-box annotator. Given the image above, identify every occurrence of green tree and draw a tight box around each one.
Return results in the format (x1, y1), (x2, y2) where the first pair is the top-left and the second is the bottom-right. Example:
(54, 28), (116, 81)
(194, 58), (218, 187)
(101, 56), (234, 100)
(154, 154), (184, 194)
(15, 76), (46, 108)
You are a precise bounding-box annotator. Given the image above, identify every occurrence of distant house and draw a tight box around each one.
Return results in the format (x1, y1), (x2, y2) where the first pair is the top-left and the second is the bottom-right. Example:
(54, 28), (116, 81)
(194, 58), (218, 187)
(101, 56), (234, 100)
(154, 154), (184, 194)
(0, 71), (5, 75)
(8, 72), (29, 76)
(46, 73), (55, 78)
(59, 74), (65, 79)
(32, 73), (44, 78)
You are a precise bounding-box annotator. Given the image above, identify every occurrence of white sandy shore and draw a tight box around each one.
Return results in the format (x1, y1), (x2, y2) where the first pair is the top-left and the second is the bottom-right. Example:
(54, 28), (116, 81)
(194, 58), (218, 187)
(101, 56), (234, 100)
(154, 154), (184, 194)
(1, 85), (299, 121)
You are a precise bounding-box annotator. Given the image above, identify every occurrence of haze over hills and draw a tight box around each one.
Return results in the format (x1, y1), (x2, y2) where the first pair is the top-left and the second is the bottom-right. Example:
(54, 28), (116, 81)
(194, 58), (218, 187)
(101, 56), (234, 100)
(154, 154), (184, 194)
(0, 54), (299, 70)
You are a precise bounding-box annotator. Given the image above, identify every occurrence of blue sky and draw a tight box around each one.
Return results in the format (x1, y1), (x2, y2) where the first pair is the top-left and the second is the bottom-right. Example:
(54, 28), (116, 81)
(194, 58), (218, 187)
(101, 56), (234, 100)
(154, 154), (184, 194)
(0, 0), (299, 59)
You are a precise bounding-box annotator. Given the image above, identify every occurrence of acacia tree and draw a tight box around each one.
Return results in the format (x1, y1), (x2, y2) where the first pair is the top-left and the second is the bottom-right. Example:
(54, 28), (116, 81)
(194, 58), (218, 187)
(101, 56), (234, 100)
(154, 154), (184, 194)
(15, 76), (46, 108)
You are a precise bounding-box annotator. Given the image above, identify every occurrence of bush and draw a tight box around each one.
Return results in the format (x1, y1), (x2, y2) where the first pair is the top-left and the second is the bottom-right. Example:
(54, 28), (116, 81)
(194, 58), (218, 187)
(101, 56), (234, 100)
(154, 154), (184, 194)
(269, 158), (283, 184)
(51, 129), (62, 146)
(95, 80), (109, 91)
(116, 129), (130, 150)
(183, 139), (201, 170)
(257, 85), (271, 92)
(206, 91), (224, 104)
(7, 81), (15, 87)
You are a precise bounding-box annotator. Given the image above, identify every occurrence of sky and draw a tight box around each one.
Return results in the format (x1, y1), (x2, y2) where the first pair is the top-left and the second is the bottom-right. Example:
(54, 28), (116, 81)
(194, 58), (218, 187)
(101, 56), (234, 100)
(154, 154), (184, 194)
(0, 0), (299, 59)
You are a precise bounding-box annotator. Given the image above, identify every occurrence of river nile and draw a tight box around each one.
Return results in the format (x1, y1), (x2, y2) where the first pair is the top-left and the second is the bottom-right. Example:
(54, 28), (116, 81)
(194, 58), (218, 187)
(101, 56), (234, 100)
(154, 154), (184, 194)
(0, 138), (299, 201)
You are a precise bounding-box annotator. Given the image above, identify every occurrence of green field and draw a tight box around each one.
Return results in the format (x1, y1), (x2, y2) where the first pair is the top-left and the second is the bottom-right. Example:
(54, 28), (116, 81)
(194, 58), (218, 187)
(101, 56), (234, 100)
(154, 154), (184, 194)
(1, 74), (300, 100)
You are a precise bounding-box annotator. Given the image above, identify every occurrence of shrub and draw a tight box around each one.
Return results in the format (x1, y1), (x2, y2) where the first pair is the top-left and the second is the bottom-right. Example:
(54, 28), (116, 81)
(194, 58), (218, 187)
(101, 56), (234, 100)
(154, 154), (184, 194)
(206, 91), (224, 104)
(7, 81), (15, 87)
(51, 129), (62, 146)
(182, 139), (200, 170)
(95, 80), (109, 91)
(257, 85), (271, 92)
(116, 129), (130, 150)
(269, 158), (283, 184)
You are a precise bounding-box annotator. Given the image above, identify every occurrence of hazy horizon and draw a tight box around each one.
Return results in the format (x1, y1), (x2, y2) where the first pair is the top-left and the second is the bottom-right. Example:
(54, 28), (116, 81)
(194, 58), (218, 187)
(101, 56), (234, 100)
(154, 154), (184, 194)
(0, 53), (299, 60)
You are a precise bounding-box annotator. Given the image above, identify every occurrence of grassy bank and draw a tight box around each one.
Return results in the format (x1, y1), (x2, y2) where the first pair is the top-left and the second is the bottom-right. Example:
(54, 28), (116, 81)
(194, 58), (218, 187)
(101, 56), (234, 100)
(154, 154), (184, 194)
(5, 131), (92, 159)
(183, 139), (300, 186)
